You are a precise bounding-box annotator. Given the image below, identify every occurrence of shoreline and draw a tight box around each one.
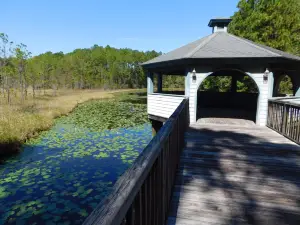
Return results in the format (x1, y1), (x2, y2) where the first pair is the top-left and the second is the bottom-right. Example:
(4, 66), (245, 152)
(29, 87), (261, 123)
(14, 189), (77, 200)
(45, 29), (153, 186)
(0, 89), (143, 159)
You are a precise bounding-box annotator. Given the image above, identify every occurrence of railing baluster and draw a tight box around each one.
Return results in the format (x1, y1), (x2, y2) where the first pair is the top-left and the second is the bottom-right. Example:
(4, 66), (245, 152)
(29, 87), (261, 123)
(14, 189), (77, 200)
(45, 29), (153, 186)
(142, 178), (148, 225)
(134, 191), (142, 225)
(162, 142), (167, 224)
(295, 108), (300, 142)
(125, 205), (134, 225)
(292, 107), (294, 139)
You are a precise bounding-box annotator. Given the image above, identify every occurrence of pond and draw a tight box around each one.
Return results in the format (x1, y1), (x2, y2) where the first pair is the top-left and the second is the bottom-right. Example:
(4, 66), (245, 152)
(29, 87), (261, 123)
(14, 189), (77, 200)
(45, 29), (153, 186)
(0, 94), (152, 224)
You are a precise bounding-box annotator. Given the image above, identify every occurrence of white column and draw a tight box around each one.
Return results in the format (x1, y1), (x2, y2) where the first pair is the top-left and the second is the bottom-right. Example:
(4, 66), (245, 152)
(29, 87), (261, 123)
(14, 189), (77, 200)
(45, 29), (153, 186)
(185, 72), (190, 97)
(248, 72), (269, 126)
(295, 87), (300, 96)
(292, 73), (300, 96)
(147, 72), (154, 94)
(189, 72), (212, 124)
(268, 72), (274, 98)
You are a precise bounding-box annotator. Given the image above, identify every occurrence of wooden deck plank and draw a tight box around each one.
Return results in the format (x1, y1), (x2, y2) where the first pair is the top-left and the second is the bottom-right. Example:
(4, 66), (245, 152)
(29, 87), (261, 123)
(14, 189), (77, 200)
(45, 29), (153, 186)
(167, 120), (300, 225)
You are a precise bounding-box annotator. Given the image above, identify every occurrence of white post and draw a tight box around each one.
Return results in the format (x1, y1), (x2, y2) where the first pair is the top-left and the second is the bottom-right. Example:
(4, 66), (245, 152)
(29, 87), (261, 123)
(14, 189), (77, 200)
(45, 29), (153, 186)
(147, 72), (154, 94)
(268, 72), (274, 98)
(293, 74), (300, 96)
(185, 72), (190, 97)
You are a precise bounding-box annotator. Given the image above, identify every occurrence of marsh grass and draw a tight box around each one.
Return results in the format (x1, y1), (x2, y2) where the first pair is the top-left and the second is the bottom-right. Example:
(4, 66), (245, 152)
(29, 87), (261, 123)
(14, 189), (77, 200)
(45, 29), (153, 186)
(0, 89), (141, 156)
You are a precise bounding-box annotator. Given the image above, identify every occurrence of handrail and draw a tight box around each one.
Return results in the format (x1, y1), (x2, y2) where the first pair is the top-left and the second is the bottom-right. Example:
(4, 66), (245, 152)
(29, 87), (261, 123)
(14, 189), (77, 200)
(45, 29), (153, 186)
(83, 98), (189, 225)
(267, 99), (300, 144)
(268, 97), (300, 107)
(148, 93), (186, 97)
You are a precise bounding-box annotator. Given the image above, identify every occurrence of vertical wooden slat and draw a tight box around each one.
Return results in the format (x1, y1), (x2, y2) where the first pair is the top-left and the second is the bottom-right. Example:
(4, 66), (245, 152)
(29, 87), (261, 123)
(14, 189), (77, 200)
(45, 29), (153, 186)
(149, 173), (152, 225)
(296, 107), (298, 141)
(134, 191), (142, 225)
(161, 142), (167, 224)
(289, 106), (293, 138)
(146, 176), (151, 225)
(292, 107), (294, 139)
(295, 106), (298, 142)
(156, 156), (161, 225)
(125, 205), (134, 225)
(142, 180), (148, 225)
(166, 133), (171, 213)
(153, 159), (157, 225)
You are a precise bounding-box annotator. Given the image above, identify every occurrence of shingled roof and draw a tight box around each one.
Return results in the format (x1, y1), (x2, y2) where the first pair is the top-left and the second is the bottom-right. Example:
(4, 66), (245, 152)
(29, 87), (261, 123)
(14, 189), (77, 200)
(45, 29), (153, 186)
(142, 32), (300, 67)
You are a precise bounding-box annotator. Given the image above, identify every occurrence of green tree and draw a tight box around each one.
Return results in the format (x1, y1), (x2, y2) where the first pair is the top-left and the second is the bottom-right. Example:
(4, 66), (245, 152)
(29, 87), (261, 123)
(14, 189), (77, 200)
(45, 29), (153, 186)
(200, 76), (232, 92)
(14, 43), (31, 101)
(229, 0), (300, 55)
(0, 33), (14, 103)
(278, 75), (293, 95)
(27, 57), (42, 98)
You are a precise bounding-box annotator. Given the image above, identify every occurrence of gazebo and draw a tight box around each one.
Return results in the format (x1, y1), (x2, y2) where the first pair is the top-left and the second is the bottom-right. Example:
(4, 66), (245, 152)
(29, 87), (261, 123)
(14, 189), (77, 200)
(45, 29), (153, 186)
(142, 18), (300, 131)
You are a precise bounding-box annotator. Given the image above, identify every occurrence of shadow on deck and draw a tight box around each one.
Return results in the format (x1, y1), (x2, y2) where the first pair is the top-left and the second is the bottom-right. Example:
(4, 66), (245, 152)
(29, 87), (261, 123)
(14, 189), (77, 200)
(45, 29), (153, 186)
(168, 120), (300, 225)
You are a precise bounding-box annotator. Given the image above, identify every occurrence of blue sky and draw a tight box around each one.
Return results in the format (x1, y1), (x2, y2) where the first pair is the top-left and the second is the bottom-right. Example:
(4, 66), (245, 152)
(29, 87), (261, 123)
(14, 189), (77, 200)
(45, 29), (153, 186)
(1, 0), (239, 55)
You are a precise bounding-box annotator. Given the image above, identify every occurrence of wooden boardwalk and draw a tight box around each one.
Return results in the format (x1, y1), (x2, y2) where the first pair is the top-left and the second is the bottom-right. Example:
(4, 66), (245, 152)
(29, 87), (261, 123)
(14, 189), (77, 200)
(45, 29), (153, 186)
(167, 121), (300, 225)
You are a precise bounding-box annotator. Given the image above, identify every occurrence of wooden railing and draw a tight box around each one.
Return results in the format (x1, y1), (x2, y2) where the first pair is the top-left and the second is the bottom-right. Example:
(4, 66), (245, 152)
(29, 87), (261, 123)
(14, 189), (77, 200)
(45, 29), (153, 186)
(83, 98), (189, 225)
(267, 98), (300, 144)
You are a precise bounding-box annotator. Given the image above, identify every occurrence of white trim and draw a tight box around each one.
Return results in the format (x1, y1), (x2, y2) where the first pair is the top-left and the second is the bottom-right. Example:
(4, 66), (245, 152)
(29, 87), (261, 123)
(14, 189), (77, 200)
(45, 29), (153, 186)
(149, 93), (185, 97)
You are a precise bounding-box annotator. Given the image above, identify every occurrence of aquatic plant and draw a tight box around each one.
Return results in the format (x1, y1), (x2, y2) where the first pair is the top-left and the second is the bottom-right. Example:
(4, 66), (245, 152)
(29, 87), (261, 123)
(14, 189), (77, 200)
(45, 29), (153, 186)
(0, 92), (152, 224)
(56, 99), (148, 131)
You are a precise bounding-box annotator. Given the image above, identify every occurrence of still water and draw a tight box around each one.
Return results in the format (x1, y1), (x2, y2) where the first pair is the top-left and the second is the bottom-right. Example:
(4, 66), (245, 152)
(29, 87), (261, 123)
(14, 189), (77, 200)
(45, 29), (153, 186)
(0, 123), (152, 224)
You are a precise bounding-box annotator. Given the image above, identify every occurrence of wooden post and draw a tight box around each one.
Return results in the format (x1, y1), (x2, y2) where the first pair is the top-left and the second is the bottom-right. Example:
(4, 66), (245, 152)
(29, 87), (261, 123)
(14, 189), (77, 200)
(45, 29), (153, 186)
(282, 104), (289, 134)
(157, 73), (162, 93)
(185, 71), (190, 97)
(150, 119), (163, 136)
(231, 75), (237, 93)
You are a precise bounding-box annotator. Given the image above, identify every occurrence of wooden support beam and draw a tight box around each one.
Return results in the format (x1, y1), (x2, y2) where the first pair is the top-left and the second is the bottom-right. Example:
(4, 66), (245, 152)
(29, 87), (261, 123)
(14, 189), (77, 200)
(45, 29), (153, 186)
(150, 119), (163, 136)
(231, 75), (237, 93)
(185, 71), (191, 97)
(148, 114), (168, 123)
(157, 73), (162, 93)
(268, 72), (274, 98)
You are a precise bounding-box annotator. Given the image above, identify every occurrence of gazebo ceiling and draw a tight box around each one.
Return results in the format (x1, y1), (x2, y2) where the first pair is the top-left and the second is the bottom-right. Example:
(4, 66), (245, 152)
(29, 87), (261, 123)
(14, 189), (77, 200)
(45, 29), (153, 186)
(142, 31), (300, 73)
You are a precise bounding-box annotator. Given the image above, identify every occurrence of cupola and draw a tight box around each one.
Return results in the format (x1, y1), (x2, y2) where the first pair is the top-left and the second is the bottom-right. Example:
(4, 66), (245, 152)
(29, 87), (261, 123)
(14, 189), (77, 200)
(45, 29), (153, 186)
(208, 18), (232, 33)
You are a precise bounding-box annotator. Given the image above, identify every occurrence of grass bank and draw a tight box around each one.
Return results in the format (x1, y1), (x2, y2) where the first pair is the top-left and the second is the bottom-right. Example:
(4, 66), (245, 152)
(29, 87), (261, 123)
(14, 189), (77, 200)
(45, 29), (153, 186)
(0, 89), (142, 156)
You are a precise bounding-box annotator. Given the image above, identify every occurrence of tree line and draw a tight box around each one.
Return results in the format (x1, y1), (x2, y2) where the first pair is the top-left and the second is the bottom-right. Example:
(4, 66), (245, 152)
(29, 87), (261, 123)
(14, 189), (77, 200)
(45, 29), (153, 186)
(0, 33), (161, 103)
